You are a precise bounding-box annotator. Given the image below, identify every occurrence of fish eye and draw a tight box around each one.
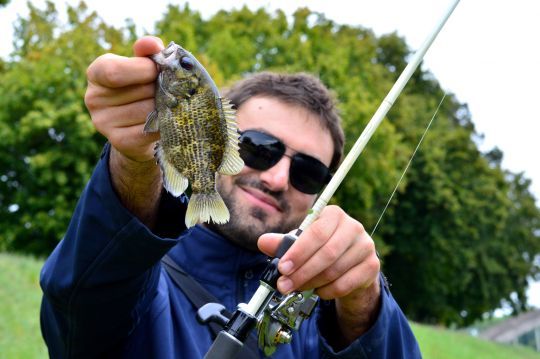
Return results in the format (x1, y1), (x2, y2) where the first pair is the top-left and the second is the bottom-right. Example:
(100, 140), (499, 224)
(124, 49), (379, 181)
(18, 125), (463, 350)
(180, 56), (194, 70)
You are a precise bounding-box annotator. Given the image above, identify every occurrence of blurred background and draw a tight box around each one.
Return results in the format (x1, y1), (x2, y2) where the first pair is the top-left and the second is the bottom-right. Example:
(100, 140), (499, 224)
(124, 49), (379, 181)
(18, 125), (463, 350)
(1, 0), (539, 357)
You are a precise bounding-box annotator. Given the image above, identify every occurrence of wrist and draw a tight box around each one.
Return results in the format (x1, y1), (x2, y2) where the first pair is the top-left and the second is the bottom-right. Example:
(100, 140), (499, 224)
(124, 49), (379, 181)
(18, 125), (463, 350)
(109, 146), (163, 227)
(110, 146), (159, 174)
(335, 277), (381, 343)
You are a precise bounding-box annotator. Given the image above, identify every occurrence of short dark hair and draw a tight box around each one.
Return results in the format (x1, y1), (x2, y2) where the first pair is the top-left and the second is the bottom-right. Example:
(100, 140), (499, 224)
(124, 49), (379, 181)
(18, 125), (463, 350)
(224, 72), (344, 172)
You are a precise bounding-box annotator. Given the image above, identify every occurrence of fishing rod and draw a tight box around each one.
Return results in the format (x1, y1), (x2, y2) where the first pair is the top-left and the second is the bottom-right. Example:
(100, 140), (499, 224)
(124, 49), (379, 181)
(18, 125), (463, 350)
(201, 0), (461, 357)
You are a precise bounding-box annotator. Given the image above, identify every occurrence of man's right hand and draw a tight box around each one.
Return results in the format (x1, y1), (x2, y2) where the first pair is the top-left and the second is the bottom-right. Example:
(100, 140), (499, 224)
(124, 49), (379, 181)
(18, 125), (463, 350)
(85, 36), (164, 162)
(84, 36), (165, 227)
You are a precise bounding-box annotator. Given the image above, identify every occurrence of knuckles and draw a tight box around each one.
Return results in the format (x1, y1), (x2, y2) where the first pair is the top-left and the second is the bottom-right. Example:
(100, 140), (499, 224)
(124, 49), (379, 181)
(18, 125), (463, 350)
(309, 205), (342, 243)
(320, 265), (341, 284)
(86, 54), (110, 83)
(87, 53), (123, 87)
(333, 276), (356, 298)
(321, 205), (344, 220)
(365, 253), (381, 278)
(101, 59), (125, 87)
(320, 205), (366, 236)
(320, 240), (341, 263)
(84, 85), (99, 113)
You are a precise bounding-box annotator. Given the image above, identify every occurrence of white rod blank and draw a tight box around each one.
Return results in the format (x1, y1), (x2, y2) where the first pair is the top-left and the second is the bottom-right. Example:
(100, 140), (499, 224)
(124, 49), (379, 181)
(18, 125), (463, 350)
(299, 0), (461, 231)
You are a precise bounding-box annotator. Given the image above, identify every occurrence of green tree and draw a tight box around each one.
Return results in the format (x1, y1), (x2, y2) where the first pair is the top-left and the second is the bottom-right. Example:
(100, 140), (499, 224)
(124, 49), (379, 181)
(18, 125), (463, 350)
(379, 107), (540, 325)
(0, 1), (131, 254)
(0, 2), (538, 326)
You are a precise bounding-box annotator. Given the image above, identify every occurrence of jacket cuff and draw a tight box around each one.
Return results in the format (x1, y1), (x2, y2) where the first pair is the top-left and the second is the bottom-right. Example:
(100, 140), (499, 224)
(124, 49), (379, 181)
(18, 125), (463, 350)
(317, 273), (419, 358)
(99, 142), (188, 239)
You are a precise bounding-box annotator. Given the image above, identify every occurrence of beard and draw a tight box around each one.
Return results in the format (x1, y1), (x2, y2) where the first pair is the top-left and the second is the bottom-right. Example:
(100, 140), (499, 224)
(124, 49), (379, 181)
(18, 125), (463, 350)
(208, 174), (304, 252)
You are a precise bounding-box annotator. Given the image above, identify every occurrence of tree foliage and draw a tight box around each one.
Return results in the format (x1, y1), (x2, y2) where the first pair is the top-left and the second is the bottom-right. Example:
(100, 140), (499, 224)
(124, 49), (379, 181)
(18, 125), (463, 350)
(1, 1), (539, 327)
(0, 1), (131, 253)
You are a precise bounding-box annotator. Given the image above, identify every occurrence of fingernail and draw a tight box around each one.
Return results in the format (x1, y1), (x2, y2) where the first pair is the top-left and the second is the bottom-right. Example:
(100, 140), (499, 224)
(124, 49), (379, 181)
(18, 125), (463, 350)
(279, 260), (294, 275)
(278, 277), (294, 294)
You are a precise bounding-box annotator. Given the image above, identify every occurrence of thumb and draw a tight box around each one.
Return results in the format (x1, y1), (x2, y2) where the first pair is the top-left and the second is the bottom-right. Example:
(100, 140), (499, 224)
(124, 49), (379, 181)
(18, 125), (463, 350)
(258, 230), (298, 257)
(133, 36), (165, 57)
(257, 233), (284, 257)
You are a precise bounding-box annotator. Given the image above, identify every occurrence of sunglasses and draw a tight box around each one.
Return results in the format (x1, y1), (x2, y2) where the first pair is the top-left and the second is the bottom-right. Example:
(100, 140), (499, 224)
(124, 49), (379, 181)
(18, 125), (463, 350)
(238, 130), (332, 194)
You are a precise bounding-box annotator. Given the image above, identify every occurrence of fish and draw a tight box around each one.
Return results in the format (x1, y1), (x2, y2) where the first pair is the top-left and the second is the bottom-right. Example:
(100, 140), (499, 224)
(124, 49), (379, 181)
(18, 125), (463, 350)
(144, 41), (244, 228)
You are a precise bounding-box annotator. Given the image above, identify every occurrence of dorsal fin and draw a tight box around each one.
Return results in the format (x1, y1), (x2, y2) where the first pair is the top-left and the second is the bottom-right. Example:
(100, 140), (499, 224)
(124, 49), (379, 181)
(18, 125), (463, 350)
(217, 97), (244, 175)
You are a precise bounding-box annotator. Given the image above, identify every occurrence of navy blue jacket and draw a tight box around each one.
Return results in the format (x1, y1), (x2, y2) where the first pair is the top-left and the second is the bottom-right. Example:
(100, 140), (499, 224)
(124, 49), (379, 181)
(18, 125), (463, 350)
(40, 147), (421, 358)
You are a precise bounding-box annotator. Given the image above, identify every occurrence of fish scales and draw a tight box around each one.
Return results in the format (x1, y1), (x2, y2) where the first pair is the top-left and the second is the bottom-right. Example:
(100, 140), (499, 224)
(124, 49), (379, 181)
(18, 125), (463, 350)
(166, 92), (224, 192)
(144, 41), (244, 228)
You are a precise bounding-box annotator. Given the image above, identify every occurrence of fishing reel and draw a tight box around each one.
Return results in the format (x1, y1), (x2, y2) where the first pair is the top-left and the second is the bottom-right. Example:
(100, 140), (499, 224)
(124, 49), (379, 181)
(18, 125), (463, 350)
(199, 232), (321, 358)
(256, 289), (318, 356)
(198, 283), (319, 358)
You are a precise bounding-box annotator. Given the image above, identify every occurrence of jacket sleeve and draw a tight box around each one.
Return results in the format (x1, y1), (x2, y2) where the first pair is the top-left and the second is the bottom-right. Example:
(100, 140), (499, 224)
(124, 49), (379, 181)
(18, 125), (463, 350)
(316, 274), (421, 358)
(40, 144), (187, 358)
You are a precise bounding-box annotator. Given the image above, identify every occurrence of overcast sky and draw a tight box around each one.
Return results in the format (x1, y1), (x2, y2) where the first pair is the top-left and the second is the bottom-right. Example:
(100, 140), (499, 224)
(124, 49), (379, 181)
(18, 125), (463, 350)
(1, 0), (539, 309)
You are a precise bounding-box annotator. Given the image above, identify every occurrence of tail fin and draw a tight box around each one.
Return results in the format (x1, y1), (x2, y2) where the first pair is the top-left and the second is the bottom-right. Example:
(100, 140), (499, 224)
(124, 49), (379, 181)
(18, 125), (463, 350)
(185, 192), (230, 228)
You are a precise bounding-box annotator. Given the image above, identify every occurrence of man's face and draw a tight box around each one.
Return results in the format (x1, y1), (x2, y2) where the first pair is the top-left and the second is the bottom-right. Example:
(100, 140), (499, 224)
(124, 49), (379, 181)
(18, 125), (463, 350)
(212, 96), (334, 251)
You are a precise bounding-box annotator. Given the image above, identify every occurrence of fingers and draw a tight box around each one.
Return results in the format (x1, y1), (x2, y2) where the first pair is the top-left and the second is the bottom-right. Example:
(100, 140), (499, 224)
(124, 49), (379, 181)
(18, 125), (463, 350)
(86, 82), (155, 109)
(315, 250), (380, 300)
(133, 36), (164, 57)
(86, 54), (159, 89)
(84, 36), (165, 162)
(94, 105), (160, 162)
(258, 231), (294, 257)
(86, 36), (164, 89)
(91, 97), (155, 130)
(277, 206), (348, 278)
(295, 235), (369, 290)
(257, 205), (380, 299)
(107, 124), (160, 162)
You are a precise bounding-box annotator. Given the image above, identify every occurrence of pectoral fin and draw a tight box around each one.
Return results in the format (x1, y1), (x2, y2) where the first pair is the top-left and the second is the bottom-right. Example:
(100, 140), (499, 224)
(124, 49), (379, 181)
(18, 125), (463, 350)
(144, 110), (160, 133)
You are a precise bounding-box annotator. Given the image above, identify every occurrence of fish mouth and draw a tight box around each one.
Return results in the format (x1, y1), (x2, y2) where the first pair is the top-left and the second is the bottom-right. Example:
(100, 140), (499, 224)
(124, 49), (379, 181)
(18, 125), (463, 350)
(240, 186), (283, 213)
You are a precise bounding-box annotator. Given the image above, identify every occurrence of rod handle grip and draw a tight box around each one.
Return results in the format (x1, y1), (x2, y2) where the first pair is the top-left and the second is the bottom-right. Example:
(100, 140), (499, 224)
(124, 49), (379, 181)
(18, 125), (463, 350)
(275, 231), (301, 258)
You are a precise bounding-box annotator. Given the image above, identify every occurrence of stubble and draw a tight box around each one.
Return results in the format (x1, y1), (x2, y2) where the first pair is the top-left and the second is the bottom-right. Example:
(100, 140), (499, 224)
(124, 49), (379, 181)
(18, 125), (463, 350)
(209, 175), (302, 251)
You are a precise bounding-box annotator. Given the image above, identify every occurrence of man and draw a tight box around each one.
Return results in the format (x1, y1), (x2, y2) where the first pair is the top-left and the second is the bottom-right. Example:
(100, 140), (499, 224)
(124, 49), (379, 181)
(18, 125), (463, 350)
(40, 36), (420, 358)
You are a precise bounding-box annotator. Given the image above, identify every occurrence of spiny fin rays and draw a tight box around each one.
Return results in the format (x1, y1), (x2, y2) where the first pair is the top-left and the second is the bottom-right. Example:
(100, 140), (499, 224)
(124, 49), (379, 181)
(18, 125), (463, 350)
(144, 109), (159, 133)
(217, 97), (244, 176)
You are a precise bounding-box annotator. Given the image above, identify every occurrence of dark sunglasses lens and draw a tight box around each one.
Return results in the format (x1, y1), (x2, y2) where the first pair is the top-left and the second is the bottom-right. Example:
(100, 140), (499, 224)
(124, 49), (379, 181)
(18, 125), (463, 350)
(239, 131), (285, 170)
(290, 154), (331, 194)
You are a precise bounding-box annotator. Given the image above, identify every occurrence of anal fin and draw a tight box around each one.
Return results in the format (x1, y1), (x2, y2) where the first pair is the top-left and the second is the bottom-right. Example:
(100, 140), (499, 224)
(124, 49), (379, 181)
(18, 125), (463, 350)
(155, 144), (188, 197)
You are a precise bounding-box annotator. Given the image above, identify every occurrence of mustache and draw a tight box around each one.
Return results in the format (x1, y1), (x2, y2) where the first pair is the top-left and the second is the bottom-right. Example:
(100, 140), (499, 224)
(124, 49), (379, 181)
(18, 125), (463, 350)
(234, 176), (290, 212)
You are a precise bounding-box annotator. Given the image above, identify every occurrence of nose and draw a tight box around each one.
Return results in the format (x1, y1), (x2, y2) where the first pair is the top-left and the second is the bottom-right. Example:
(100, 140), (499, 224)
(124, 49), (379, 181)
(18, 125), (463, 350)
(259, 156), (290, 192)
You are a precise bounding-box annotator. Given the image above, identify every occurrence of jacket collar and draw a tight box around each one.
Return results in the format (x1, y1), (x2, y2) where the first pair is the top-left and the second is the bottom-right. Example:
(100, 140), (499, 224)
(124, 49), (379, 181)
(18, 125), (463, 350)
(168, 225), (269, 285)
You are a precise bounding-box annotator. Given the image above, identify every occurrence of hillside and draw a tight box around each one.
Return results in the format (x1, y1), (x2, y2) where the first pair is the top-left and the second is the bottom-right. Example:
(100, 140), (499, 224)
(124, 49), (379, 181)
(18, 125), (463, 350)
(1, 252), (539, 358)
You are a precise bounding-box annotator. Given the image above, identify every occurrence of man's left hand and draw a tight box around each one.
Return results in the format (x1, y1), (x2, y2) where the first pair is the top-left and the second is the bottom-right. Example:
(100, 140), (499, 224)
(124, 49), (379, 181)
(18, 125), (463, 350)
(257, 205), (381, 343)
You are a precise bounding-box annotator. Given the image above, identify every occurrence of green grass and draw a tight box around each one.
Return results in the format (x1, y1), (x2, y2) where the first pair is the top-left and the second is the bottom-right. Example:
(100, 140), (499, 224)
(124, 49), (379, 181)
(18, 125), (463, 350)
(0, 252), (48, 359)
(412, 322), (540, 358)
(1, 252), (539, 358)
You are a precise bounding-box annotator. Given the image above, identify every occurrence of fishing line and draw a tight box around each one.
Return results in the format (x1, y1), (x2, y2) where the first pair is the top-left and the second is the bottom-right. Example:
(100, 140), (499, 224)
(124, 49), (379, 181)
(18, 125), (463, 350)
(370, 92), (447, 238)
(203, 0), (461, 355)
